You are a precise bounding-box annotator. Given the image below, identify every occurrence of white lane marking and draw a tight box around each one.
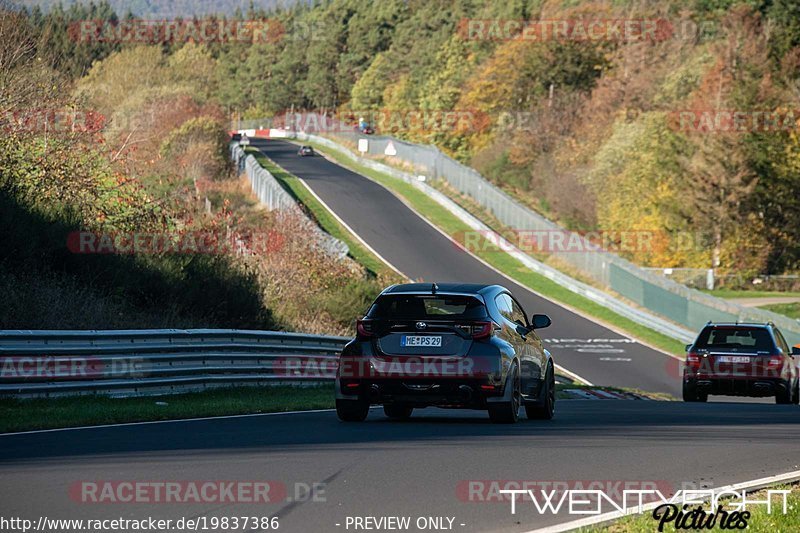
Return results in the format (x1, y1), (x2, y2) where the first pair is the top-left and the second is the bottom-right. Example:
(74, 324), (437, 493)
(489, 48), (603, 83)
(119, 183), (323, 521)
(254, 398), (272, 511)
(546, 338), (636, 344)
(554, 365), (593, 386)
(524, 469), (800, 533)
(252, 146), (407, 279)
(303, 140), (687, 362)
(0, 408), (348, 437)
(597, 357), (633, 361)
(578, 349), (627, 354)
(296, 175), (408, 280)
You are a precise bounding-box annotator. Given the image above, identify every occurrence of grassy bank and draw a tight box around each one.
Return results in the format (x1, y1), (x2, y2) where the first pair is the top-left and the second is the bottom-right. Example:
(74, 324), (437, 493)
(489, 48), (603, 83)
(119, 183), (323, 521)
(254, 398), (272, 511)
(594, 483), (800, 532)
(296, 139), (686, 357)
(761, 303), (800, 320)
(1, 382), (671, 433)
(244, 147), (397, 279)
(0, 385), (335, 434)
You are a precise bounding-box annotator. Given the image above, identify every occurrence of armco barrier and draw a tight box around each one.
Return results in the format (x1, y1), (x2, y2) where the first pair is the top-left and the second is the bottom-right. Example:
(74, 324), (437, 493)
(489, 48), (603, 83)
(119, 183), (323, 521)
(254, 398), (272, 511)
(243, 118), (799, 346)
(230, 142), (349, 259)
(0, 329), (348, 398)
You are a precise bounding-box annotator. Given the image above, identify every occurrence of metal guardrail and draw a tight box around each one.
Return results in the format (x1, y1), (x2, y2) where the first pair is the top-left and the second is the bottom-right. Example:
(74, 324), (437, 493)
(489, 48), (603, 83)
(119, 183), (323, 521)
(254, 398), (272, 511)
(249, 121), (799, 346)
(0, 330), (349, 398)
(230, 142), (350, 259)
(272, 129), (696, 344)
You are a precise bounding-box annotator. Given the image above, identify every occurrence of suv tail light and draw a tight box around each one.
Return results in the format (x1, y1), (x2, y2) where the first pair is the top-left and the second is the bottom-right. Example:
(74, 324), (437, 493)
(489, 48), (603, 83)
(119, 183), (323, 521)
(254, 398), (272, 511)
(356, 319), (374, 337)
(460, 321), (493, 340)
(767, 356), (783, 368)
(686, 352), (701, 369)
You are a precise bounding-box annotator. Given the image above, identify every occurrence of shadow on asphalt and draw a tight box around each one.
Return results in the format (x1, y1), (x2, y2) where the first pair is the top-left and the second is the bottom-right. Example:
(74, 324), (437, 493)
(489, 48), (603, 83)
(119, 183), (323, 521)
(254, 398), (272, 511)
(1, 400), (798, 463)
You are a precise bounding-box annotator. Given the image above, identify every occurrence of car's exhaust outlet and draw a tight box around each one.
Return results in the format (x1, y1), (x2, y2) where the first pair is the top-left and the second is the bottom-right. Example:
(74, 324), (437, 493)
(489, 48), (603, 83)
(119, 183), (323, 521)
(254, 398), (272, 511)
(458, 385), (473, 402)
(369, 384), (381, 401)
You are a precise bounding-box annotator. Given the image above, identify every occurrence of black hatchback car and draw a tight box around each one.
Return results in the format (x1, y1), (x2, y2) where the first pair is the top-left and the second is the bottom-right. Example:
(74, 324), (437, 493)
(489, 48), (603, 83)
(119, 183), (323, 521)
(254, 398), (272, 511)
(683, 322), (799, 403)
(335, 283), (555, 423)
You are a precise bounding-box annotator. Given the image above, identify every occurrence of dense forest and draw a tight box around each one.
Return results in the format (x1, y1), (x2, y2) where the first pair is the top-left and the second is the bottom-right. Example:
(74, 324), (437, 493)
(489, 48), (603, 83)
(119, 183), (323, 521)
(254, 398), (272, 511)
(2, 0), (799, 331)
(0, 0), (387, 331)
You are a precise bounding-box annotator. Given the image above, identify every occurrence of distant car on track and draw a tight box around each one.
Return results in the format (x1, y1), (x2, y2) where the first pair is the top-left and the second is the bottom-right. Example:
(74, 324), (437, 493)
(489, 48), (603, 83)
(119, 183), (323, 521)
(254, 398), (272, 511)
(239, 134), (250, 146)
(335, 282), (555, 423)
(683, 322), (799, 403)
(297, 145), (315, 156)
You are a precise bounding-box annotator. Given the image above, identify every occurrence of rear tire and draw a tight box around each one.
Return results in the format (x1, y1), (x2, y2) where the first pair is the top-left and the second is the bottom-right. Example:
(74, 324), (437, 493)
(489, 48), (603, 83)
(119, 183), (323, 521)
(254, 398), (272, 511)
(488, 366), (521, 424)
(793, 380), (799, 405)
(776, 381), (793, 404)
(384, 404), (413, 420)
(683, 382), (707, 402)
(336, 398), (369, 422)
(526, 362), (555, 420)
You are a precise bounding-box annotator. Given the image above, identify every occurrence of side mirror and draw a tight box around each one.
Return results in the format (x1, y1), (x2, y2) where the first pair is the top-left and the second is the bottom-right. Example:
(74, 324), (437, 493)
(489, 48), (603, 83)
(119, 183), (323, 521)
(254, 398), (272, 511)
(792, 346), (800, 356)
(531, 314), (551, 329)
(685, 344), (693, 352)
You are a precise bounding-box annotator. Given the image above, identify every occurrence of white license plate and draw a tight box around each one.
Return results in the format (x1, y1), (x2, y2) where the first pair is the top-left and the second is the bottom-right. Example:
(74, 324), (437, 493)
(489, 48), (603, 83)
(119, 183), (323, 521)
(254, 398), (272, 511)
(716, 355), (751, 363)
(402, 335), (442, 347)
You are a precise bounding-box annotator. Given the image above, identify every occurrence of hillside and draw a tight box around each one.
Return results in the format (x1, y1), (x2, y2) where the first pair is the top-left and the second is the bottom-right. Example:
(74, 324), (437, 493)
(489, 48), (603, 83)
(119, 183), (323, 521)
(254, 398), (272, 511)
(212, 0), (800, 282)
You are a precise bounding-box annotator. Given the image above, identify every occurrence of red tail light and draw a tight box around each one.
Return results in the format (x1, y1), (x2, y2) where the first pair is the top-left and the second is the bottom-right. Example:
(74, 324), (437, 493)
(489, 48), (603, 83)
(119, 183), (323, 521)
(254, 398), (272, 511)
(767, 356), (783, 368)
(356, 319), (374, 337)
(686, 352), (701, 369)
(468, 321), (493, 340)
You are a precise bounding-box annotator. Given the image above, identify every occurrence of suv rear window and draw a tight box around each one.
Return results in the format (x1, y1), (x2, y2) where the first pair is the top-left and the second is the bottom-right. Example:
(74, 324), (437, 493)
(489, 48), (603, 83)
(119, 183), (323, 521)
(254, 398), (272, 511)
(694, 327), (776, 353)
(368, 295), (487, 320)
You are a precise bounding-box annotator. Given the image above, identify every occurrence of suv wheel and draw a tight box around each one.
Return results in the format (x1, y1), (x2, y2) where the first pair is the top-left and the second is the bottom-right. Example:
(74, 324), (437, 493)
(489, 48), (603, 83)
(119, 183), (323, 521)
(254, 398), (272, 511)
(384, 404), (413, 420)
(683, 381), (708, 402)
(526, 362), (555, 420)
(336, 398), (369, 422)
(488, 366), (521, 424)
(776, 380), (793, 404)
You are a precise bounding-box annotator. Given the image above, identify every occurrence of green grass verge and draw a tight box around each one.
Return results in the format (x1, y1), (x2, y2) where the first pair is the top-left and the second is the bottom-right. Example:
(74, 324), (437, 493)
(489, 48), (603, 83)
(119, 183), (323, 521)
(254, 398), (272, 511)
(699, 289), (800, 299)
(591, 484), (800, 532)
(0, 385), (334, 434)
(299, 139), (686, 357)
(760, 302), (800, 320)
(244, 147), (394, 278)
(1, 382), (673, 433)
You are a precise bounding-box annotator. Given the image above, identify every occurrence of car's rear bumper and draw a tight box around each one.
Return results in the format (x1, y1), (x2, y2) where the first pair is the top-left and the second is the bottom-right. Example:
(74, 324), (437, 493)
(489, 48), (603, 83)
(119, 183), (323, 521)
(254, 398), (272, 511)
(337, 378), (507, 408)
(684, 375), (791, 397)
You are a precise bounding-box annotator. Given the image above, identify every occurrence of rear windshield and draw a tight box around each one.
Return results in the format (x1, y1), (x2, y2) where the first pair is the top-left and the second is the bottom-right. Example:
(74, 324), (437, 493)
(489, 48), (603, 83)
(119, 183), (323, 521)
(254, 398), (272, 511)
(694, 327), (776, 353)
(368, 294), (487, 320)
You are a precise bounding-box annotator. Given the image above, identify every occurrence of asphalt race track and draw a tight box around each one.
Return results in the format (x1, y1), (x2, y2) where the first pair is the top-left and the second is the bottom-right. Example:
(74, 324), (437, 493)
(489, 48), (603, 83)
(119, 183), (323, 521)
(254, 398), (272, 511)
(2, 402), (799, 532)
(1, 139), (797, 533)
(251, 138), (681, 396)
